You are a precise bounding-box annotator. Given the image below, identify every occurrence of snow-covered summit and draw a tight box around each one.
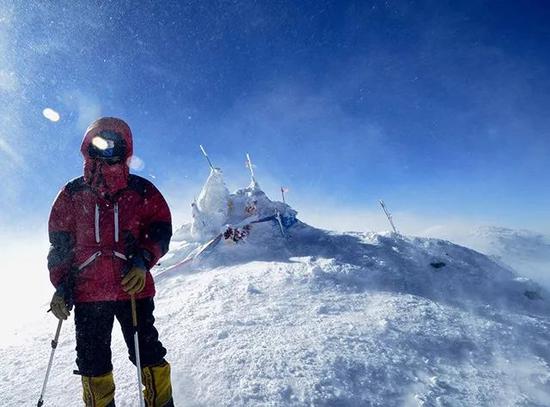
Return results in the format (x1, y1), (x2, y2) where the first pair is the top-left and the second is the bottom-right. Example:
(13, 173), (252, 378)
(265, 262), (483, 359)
(148, 169), (550, 405)
(3, 170), (550, 406)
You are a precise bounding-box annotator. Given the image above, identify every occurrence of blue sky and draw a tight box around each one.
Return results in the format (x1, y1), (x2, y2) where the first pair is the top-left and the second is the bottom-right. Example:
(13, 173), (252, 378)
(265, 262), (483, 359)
(1, 0), (550, 235)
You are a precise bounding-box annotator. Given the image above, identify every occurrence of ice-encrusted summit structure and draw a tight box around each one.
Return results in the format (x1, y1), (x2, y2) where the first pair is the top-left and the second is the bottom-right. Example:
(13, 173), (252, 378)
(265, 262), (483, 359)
(190, 168), (231, 239)
(173, 167), (297, 250)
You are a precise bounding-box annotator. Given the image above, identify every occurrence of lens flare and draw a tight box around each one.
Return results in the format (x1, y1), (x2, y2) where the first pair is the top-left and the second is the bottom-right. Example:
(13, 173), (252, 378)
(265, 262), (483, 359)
(128, 155), (145, 171)
(42, 108), (60, 122)
(92, 136), (110, 150)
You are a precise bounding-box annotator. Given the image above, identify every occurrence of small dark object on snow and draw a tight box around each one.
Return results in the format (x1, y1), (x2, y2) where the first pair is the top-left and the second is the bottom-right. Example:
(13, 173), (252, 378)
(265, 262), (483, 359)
(430, 261), (446, 269)
(524, 290), (543, 300)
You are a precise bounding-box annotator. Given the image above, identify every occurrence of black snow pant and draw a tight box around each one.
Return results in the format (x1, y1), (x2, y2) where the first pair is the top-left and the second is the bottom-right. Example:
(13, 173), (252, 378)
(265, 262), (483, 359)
(74, 298), (167, 377)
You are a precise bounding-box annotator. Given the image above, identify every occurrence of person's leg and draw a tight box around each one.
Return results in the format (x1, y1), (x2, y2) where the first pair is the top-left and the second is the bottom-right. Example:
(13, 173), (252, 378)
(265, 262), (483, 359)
(116, 298), (173, 407)
(81, 373), (116, 407)
(141, 361), (174, 407)
(75, 301), (116, 407)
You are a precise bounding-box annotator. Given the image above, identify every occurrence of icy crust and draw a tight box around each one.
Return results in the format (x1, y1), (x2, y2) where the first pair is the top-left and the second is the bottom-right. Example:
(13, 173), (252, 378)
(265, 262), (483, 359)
(152, 225), (550, 406)
(173, 169), (297, 244)
(165, 221), (547, 316)
(2, 228), (550, 406)
(4, 172), (550, 405)
(157, 230), (550, 407)
(169, 169), (297, 273)
(191, 169), (231, 239)
(155, 171), (550, 405)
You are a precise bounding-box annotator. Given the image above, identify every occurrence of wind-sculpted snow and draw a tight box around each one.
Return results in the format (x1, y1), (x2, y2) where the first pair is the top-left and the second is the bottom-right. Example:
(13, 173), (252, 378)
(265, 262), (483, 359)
(146, 220), (550, 406)
(190, 169), (231, 239)
(3, 173), (549, 406)
(164, 222), (548, 317)
(2, 225), (550, 406)
(431, 225), (550, 291)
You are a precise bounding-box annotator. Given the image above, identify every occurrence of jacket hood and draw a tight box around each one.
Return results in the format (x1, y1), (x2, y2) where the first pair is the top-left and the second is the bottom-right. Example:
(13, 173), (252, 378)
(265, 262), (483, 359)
(81, 117), (134, 163)
(80, 117), (133, 196)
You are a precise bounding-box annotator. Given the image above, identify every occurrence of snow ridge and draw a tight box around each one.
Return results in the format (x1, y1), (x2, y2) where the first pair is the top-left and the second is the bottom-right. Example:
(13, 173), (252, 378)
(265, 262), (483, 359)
(154, 226), (550, 406)
(154, 172), (550, 406)
(3, 171), (550, 406)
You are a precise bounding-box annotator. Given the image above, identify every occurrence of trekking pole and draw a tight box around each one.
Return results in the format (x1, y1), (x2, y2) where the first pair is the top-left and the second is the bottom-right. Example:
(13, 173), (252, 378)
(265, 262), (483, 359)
(37, 319), (63, 407)
(130, 294), (145, 407)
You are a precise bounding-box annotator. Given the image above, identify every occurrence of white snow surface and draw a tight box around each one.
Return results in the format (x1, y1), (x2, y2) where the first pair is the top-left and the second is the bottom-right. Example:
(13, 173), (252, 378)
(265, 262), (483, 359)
(4, 177), (550, 406)
(190, 168), (231, 239)
(431, 225), (550, 290)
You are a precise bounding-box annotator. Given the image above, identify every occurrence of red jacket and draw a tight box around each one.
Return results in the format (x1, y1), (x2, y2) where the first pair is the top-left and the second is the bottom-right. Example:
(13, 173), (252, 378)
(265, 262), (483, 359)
(48, 118), (172, 303)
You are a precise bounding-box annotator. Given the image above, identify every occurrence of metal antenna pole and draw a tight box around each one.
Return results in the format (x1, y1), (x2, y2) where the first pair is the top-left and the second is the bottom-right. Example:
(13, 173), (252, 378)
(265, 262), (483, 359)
(199, 145), (215, 171)
(130, 295), (145, 407)
(379, 200), (399, 234)
(275, 209), (286, 237)
(37, 319), (63, 407)
(246, 153), (257, 185)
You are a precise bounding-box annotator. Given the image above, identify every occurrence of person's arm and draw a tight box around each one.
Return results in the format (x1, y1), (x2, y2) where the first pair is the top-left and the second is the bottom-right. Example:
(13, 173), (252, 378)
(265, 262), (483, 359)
(136, 182), (172, 270)
(47, 186), (75, 318)
(122, 181), (172, 295)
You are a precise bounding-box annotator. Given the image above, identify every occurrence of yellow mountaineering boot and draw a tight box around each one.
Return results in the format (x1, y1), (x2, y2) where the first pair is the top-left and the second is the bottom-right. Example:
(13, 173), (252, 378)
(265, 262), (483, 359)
(142, 361), (174, 407)
(82, 371), (116, 407)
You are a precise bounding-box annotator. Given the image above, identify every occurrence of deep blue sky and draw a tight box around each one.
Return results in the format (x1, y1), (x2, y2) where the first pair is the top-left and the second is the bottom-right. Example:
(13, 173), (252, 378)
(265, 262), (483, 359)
(1, 0), (550, 234)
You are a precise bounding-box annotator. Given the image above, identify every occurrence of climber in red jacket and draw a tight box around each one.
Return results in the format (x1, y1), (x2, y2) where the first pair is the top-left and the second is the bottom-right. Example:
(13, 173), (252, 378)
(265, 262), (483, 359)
(48, 117), (174, 407)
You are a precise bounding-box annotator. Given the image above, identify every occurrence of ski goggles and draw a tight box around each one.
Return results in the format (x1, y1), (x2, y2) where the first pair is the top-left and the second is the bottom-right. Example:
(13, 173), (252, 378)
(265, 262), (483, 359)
(88, 130), (126, 163)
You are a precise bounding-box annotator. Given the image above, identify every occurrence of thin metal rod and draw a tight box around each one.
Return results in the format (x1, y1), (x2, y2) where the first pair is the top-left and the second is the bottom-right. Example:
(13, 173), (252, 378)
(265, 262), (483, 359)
(379, 199), (398, 234)
(246, 153), (256, 184)
(199, 145), (215, 170)
(131, 295), (145, 407)
(37, 319), (63, 407)
(275, 210), (285, 237)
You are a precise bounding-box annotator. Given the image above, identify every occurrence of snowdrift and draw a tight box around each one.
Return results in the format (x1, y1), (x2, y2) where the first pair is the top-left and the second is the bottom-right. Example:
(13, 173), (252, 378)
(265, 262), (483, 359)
(433, 225), (550, 291)
(3, 169), (550, 406)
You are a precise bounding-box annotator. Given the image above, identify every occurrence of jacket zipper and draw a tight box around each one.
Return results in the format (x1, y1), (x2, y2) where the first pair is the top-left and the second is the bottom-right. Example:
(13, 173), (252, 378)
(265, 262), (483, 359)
(94, 204), (100, 243)
(78, 251), (102, 271)
(114, 202), (119, 243)
(87, 201), (126, 274)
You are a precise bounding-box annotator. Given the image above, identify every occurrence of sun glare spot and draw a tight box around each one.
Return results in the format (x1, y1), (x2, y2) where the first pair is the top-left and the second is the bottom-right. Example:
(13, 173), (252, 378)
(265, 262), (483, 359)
(42, 108), (60, 122)
(128, 155), (145, 171)
(92, 136), (109, 150)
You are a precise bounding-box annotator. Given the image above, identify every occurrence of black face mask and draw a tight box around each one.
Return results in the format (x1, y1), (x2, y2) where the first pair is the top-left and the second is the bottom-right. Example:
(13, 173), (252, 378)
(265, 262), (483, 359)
(88, 130), (127, 163)
(94, 156), (124, 165)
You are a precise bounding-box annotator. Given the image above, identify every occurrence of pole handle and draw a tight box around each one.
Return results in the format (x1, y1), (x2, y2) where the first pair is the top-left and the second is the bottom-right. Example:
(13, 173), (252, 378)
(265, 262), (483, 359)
(130, 294), (138, 328)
